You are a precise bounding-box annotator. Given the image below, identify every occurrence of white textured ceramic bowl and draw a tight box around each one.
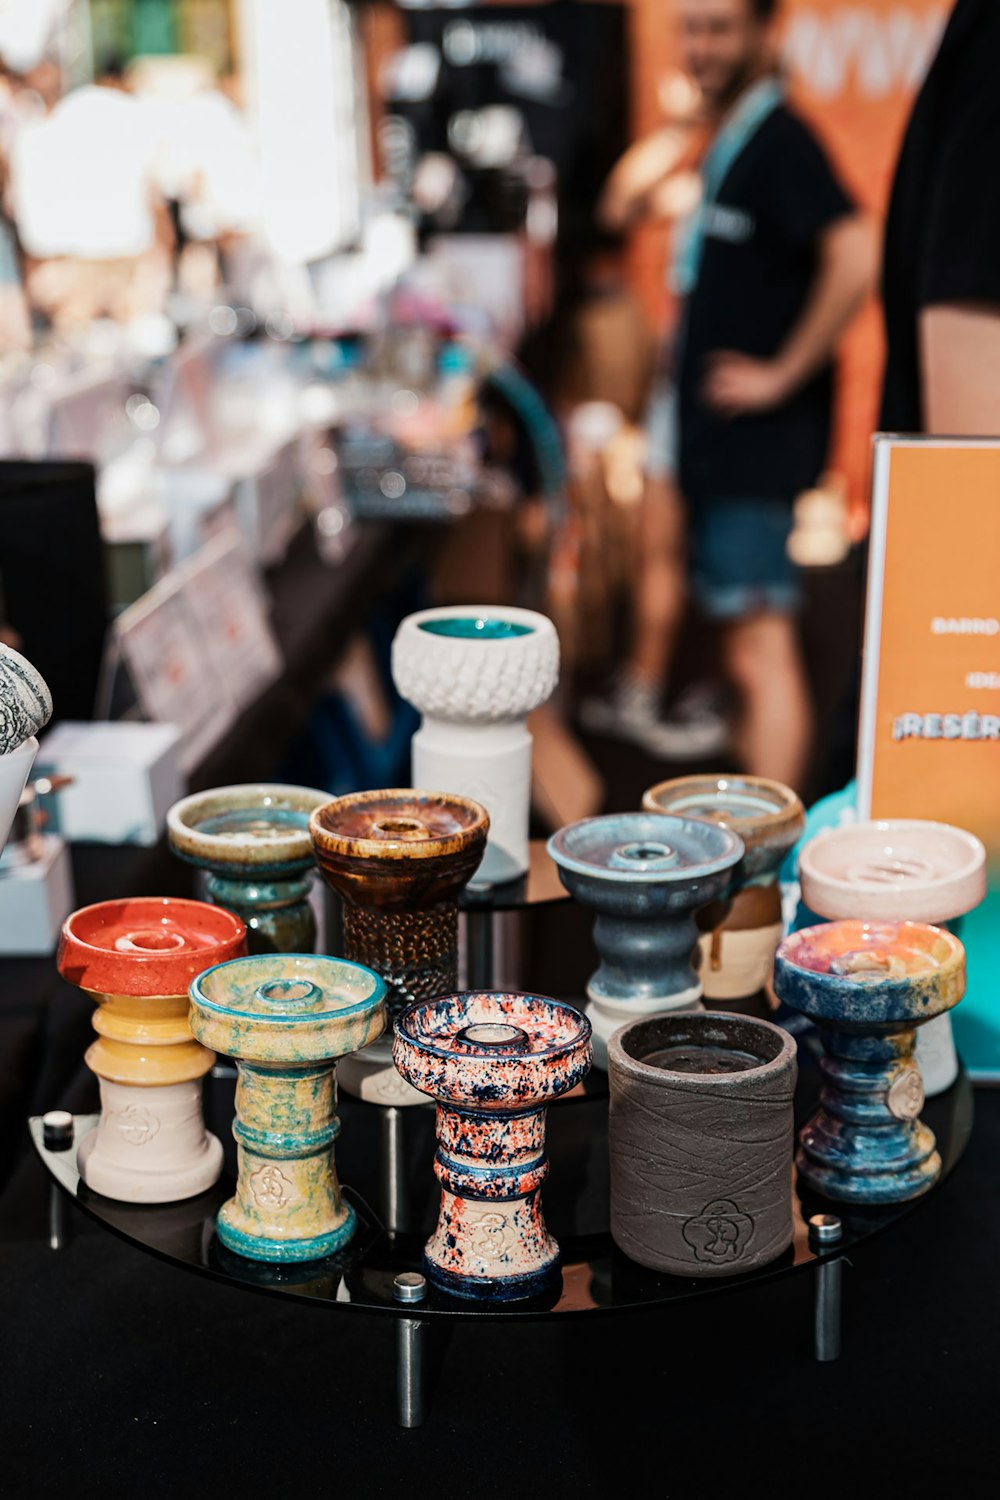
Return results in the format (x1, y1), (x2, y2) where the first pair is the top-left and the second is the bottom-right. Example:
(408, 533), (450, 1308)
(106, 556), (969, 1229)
(0, 736), (37, 852)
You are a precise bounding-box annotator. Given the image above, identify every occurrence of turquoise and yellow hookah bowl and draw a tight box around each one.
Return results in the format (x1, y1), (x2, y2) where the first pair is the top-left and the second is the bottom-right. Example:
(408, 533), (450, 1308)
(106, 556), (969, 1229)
(773, 919), (965, 1204)
(189, 953), (386, 1261)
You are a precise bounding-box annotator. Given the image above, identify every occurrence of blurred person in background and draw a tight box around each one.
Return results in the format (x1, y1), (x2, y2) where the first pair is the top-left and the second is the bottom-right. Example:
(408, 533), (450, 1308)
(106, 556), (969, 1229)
(882, 0), (1000, 437)
(9, 57), (172, 332)
(584, 0), (876, 789)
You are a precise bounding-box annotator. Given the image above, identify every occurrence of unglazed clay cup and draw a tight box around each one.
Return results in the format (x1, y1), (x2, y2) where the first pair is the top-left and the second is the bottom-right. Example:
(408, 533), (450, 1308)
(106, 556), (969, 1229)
(391, 606), (559, 885)
(643, 775), (804, 1005)
(799, 819), (985, 1096)
(393, 990), (592, 1299)
(57, 897), (247, 1202)
(167, 783), (329, 954)
(774, 920), (965, 1203)
(548, 811), (744, 1068)
(309, 788), (489, 1104)
(189, 953), (386, 1262)
(608, 1011), (797, 1276)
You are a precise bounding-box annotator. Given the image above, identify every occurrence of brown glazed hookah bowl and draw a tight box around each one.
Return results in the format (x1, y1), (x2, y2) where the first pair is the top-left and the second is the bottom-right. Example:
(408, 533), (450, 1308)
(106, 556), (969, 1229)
(643, 775), (804, 1008)
(309, 789), (489, 1102)
(608, 1011), (797, 1276)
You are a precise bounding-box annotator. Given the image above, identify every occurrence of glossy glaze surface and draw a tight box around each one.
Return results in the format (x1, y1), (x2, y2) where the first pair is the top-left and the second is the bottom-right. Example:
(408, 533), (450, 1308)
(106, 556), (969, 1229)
(393, 991), (591, 1298)
(642, 774), (803, 885)
(189, 954), (386, 1262)
(774, 920), (966, 1203)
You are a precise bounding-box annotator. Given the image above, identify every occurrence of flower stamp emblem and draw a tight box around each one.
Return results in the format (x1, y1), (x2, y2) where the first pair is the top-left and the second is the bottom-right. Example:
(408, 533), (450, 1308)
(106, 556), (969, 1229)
(887, 1069), (924, 1121)
(250, 1164), (294, 1209)
(467, 1208), (514, 1261)
(682, 1199), (755, 1265)
(110, 1103), (160, 1146)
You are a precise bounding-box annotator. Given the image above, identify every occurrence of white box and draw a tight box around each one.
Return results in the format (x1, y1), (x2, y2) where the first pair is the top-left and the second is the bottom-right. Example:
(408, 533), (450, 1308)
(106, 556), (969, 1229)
(0, 834), (74, 954)
(35, 721), (185, 846)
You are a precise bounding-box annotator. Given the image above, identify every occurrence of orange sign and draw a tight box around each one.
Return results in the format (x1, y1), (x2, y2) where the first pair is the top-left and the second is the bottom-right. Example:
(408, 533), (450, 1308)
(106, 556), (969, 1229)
(858, 437), (1000, 1073)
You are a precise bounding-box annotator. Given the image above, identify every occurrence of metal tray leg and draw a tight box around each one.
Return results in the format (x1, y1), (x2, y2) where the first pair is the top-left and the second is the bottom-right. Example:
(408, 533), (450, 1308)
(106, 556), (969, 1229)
(394, 1272), (429, 1426)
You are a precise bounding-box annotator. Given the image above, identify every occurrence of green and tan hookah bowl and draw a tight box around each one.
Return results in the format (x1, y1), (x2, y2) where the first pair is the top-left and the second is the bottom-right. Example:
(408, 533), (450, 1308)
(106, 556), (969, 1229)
(643, 775), (804, 1008)
(189, 953), (386, 1262)
(310, 789), (489, 1103)
(167, 784), (329, 954)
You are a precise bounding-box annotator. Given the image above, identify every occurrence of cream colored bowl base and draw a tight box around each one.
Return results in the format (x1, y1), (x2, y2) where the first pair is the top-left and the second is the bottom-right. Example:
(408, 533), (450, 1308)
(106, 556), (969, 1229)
(336, 1037), (432, 1106)
(77, 1077), (223, 1202)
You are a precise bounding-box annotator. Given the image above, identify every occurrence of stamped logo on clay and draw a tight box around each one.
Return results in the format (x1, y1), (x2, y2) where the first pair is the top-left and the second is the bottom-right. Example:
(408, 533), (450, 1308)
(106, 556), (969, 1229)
(250, 1163), (294, 1209)
(682, 1199), (755, 1265)
(887, 1069), (924, 1121)
(110, 1103), (160, 1146)
(467, 1207), (514, 1261)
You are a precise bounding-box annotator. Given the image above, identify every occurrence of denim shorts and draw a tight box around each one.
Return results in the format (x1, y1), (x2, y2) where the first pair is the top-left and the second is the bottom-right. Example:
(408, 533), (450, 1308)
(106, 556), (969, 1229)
(689, 495), (801, 621)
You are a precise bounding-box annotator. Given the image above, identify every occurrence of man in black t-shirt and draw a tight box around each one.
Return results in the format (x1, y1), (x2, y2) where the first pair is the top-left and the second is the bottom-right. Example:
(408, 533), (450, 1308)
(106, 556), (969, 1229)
(882, 0), (1000, 435)
(589, 0), (875, 789)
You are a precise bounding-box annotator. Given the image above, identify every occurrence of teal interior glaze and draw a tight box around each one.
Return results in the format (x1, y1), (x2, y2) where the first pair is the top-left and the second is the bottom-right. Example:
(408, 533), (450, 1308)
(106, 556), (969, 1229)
(419, 617), (534, 640)
(197, 807), (308, 838)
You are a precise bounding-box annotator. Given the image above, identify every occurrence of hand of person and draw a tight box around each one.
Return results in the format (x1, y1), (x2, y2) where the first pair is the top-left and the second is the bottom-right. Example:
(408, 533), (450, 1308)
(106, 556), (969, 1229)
(700, 351), (792, 417)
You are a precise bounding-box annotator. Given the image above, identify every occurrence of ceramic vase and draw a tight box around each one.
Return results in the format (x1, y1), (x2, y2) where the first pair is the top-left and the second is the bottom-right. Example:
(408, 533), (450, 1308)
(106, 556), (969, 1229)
(57, 897), (247, 1202)
(548, 812), (744, 1068)
(392, 990), (592, 1298)
(188, 952), (386, 1262)
(391, 606), (559, 886)
(773, 919), (965, 1203)
(608, 1011), (797, 1276)
(167, 783), (329, 954)
(309, 789), (489, 1103)
(0, 642), (52, 852)
(643, 775), (804, 1006)
(798, 819), (985, 1096)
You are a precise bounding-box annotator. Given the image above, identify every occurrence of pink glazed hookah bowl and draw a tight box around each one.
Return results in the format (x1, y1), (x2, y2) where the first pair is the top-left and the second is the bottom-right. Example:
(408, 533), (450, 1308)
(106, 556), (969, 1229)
(798, 819), (985, 1095)
(393, 991), (592, 1299)
(773, 919), (965, 1203)
(57, 897), (247, 1202)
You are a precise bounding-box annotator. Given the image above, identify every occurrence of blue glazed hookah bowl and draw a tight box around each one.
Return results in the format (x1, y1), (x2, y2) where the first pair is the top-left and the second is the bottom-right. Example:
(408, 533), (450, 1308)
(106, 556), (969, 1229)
(773, 919), (965, 1203)
(168, 784), (329, 955)
(392, 990), (592, 1299)
(548, 812), (744, 1068)
(189, 953), (386, 1261)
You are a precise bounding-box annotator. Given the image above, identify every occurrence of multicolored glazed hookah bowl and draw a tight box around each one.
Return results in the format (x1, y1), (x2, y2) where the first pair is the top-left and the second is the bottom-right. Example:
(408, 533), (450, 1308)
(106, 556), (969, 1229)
(391, 606), (559, 885)
(167, 783), (329, 954)
(798, 819), (985, 1095)
(188, 953), (386, 1262)
(393, 990), (592, 1299)
(547, 812), (744, 1067)
(309, 788), (489, 1103)
(57, 897), (246, 1202)
(643, 775), (804, 1006)
(773, 919), (965, 1203)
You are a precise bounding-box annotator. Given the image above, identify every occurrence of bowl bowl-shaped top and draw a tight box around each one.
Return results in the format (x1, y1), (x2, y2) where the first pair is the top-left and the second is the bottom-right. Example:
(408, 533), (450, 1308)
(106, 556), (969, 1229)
(391, 605), (559, 723)
(310, 789), (489, 906)
(393, 990), (592, 1108)
(642, 774), (803, 882)
(799, 819), (986, 923)
(774, 919), (965, 1027)
(548, 812), (743, 915)
(59, 897), (247, 997)
(167, 783), (329, 874)
(609, 1009), (797, 1093)
(189, 953), (386, 1063)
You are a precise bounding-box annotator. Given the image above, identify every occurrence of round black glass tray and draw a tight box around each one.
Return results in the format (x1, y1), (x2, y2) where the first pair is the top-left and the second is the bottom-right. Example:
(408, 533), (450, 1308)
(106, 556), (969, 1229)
(30, 1054), (972, 1324)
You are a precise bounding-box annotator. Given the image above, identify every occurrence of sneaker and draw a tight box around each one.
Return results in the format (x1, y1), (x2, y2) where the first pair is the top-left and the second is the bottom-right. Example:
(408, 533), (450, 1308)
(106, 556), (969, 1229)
(643, 680), (731, 759)
(578, 674), (662, 743)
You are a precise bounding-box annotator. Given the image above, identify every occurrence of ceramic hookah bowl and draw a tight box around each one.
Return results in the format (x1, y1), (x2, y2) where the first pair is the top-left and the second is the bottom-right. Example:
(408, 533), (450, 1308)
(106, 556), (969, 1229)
(643, 775), (804, 1007)
(548, 812), (745, 1068)
(167, 783), (329, 954)
(309, 789), (489, 1103)
(189, 953), (386, 1262)
(0, 643), (52, 851)
(391, 605), (559, 886)
(773, 919), (965, 1203)
(57, 897), (247, 1202)
(393, 990), (592, 1299)
(798, 819), (985, 1096)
